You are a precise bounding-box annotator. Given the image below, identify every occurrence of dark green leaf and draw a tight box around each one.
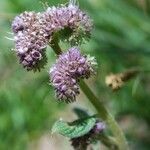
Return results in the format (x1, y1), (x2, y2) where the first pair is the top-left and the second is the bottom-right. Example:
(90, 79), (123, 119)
(73, 107), (89, 118)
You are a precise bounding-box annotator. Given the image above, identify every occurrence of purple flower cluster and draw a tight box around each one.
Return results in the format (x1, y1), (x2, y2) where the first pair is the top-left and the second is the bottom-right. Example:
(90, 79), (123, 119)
(12, 12), (48, 71)
(50, 47), (97, 102)
(11, 1), (92, 71)
(41, 1), (92, 43)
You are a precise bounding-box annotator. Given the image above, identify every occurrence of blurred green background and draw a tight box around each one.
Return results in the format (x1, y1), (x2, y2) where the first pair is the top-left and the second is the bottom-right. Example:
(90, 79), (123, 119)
(0, 0), (150, 149)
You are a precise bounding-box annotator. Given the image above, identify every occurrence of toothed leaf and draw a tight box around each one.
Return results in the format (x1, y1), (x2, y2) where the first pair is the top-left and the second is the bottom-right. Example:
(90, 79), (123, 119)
(51, 117), (96, 138)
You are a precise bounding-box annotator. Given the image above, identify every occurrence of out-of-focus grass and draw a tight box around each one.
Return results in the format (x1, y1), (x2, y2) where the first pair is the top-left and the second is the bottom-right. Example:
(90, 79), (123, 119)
(0, 0), (150, 149)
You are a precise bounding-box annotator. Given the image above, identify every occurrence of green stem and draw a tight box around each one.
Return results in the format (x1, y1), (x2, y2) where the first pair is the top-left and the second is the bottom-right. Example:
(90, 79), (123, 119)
(49, 34), (62, 56)
(98, 134), (118, 150)
(49, 41), (129, 150)
(79, 80), (128, 150)
(145, 0), (150, 15)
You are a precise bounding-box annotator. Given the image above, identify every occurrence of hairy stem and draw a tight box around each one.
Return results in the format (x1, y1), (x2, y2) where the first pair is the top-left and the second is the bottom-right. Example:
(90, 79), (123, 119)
(50, 41), (129, 150)
(79, 80), (128, 150)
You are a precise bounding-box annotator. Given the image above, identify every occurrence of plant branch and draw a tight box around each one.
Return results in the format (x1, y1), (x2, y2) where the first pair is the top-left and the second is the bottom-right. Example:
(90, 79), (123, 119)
(49, 41), (129, 150)
(49, 34), (62, 56)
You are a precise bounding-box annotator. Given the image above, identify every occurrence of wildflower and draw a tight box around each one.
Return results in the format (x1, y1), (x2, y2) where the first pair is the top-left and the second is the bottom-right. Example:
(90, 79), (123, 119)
(40, 0), (93, 44)
(11, 1), (93, 71)
(50, 47), (97, 102)
(12, 12), (48, 71)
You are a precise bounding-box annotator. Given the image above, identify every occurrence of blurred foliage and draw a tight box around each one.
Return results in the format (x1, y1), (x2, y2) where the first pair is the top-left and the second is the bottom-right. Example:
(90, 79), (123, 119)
(0, 0), (150, 149)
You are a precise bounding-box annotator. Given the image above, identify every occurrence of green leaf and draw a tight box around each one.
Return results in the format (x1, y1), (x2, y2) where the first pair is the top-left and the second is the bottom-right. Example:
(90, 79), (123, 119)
(51, 117), (96, 138)
(73, 107), (89, 118)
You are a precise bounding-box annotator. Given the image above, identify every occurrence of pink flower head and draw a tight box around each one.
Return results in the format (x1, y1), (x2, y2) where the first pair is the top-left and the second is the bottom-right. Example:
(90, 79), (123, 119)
(50, 47), (97, 102)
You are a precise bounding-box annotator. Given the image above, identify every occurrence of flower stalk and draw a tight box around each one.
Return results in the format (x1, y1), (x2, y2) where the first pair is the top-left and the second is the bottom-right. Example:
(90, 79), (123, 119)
(50, 34), (62, 56)
(50, 41), (129, 150)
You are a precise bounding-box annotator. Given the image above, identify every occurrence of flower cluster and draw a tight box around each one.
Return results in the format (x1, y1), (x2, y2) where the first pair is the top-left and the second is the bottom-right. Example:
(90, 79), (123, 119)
(41, 1), (92, 44)
(12, 12), (48, 71)
(50, 47), (97, 102)
(11, 1), (92, 71)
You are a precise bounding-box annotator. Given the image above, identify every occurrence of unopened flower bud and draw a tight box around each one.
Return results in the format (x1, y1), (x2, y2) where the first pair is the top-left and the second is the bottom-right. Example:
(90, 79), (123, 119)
(93, 121), (106, 134)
